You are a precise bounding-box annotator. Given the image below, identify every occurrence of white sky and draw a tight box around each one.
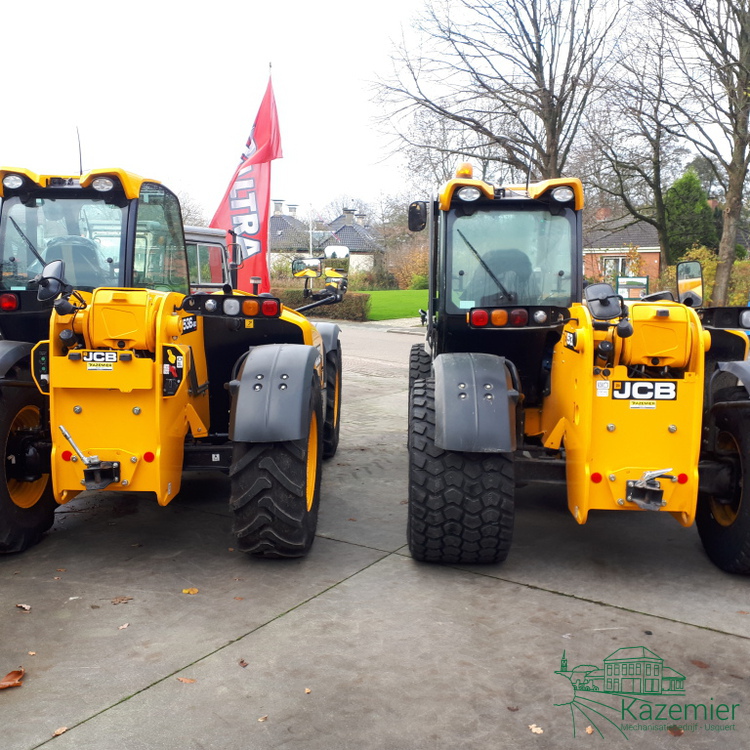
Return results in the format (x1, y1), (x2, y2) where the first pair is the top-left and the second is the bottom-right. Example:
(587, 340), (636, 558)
(0, 0), (422, 221)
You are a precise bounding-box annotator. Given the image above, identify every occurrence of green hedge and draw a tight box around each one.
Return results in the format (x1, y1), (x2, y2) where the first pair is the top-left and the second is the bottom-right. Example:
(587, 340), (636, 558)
(271, 288), (371, 322)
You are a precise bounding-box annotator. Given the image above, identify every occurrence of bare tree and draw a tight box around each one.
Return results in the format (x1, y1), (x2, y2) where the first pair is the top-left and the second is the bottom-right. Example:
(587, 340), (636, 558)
(578, 19), (688, 270)
(378, 0), (623, 180)
(651, 0), (750, 305)
(177, 191), (208, 227)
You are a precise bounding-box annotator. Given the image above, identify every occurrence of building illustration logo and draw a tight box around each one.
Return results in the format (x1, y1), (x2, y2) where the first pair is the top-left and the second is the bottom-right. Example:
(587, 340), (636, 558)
(554, 647), (740, 739)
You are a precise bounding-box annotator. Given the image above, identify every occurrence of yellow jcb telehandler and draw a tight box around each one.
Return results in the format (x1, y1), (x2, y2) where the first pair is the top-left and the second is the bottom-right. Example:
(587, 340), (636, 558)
(407, 163), (750, 574)
(0, 167), (346, 557)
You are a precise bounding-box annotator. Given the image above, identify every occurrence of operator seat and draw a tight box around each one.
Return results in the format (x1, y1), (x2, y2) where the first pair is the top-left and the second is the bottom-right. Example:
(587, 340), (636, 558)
(462, 248), (536, 305)
(44, 235), (107, 289)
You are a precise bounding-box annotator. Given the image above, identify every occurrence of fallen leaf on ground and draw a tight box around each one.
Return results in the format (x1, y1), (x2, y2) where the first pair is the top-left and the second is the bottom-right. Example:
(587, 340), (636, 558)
(586, 726), (594, 735)
(305, 688), (312, 694)
(52, 727), (68, 737)
(234, 597), (244, 601)
(111, 596), (133, 605)
(56, 568), (66, 572)
(182, 588), (199, 595)
(177, 677), (196, 684)
(258, 715), (268, 722)
(738, 611), (749, 615)
(239, 659), (248, 668)
(28, 652), (36, 656)
(506, 706), (519, 712)
(347, 518), (357, 522)
(0, 668), (24, 689)
(15, 604), (31, 612)
(668, 726), (684, 736)
(118, 623), (129, 630)
(690, 660), (709, 669)
(528, 724), (543, 734)
(53, 576), (61, 580)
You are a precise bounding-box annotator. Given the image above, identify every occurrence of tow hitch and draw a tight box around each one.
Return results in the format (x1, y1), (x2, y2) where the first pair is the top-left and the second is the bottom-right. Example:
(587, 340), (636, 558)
(626, 468), (672, 510)
(59, 425), (120, 490)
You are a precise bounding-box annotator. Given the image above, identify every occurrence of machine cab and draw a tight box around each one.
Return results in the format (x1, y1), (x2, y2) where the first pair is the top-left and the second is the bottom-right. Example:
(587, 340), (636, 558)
(0, 168), (189, 341)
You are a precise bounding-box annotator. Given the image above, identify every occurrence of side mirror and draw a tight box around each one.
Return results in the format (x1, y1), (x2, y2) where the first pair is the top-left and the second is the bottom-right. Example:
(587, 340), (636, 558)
(37, 260), (67, 303)
(676, 261), (703, 307)
(292, 257), (323, 278)
(584, 282), (623, 320)
(408, 201), (427, 232)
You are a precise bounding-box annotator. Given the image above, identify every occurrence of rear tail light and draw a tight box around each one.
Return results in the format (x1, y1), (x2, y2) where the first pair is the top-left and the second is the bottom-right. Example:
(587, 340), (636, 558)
(470, 309), (489, 326)
(509, 308), (528, 326)
(0, 293), (18, 311)
(261, 299), (280, 316)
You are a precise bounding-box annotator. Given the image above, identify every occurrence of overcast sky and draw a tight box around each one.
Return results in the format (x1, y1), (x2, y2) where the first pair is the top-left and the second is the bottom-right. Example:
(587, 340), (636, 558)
(0, 0), (423, 221)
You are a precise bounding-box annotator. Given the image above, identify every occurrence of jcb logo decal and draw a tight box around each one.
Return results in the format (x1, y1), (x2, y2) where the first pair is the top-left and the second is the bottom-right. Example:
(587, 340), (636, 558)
(612, 381), (677, 400)
(82, 351), (117, 363)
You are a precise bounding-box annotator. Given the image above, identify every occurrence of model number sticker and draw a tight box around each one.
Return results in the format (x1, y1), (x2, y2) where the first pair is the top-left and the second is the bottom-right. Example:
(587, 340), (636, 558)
(181, 315), (198, 334)
(564, 331), (577, 351)
(612, 381), (676, 400)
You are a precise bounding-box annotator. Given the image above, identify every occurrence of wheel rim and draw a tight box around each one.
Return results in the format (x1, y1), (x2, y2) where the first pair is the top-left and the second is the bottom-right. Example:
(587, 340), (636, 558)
(7, 405), (48, 509)
(710, 429), (742, 527)
(305, 410), (319, 511)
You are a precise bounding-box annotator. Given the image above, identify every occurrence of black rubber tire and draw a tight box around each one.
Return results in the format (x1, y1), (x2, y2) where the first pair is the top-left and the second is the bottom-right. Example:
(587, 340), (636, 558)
(407, 378), (515, 564)
(696, 406), (750, 574)
(0, 387), (56, 554)
(229, 378), (323, 558)
(409, 343), (432, 390)
(322, 346), (342, 459)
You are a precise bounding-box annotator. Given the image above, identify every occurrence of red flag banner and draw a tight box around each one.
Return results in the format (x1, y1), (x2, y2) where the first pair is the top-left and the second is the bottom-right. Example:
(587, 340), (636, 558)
(210, 78), (282, 292)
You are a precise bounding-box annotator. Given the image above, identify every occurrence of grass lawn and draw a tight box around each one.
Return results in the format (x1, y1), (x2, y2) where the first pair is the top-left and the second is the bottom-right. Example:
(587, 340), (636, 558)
(365, 289), (429, 320)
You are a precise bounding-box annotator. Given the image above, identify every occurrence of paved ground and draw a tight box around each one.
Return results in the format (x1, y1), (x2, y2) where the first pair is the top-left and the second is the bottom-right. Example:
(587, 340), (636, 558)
(2, 319), (749, 749)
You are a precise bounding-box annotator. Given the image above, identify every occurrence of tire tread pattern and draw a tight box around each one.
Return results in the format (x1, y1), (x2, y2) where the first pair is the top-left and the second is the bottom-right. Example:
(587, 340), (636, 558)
(408, 378), (514, 564)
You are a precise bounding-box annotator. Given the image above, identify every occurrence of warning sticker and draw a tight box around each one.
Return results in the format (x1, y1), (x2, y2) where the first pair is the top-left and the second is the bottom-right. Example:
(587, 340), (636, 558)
(596, 380), (610, 398)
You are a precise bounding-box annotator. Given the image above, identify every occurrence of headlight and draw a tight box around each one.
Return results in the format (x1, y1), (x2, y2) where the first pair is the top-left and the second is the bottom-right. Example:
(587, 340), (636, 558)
(91, 177), (115, 192)
(551, 186), (575, 203)
(457, 186), (482, 202)
(739, 310), (750, 328)
(2, 174), (24, 190)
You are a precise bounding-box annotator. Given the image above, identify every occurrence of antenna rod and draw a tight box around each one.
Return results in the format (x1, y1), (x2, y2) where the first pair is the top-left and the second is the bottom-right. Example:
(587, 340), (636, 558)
(76, 127), (83, 175)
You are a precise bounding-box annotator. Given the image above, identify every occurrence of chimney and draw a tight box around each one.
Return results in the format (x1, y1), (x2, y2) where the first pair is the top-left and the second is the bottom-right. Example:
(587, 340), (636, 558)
(288, 204), (298, 218)
(343, 208), (355, 226)
(595, 207), (613, 221)
(273, 199), (284, 216)
(355, 213), (366, 226)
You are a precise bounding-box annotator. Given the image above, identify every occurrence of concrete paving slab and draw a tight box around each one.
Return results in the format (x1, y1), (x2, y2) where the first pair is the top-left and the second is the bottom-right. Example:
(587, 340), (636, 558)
(450, 485), (750, 638)
(39, 554), (749, 750)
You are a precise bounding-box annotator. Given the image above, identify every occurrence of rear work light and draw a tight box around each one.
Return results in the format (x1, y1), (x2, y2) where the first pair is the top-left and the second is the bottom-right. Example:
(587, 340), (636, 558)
(2, 174), (24, 190)
(0, 293), (19, 311)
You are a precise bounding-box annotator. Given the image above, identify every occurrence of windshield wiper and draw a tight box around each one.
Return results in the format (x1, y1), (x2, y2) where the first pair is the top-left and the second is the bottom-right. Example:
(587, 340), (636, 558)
(457, 229), (515, 303)
(9, 217), (46, 265)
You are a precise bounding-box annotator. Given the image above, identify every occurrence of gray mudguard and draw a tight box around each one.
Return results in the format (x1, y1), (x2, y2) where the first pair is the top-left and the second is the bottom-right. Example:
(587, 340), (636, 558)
(312, 321), (341, 356)
(0, 340), (33, 378)
(433, 352), (519, 453)
(228, 344), (319, 443)
(716, 360), (750, 398)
